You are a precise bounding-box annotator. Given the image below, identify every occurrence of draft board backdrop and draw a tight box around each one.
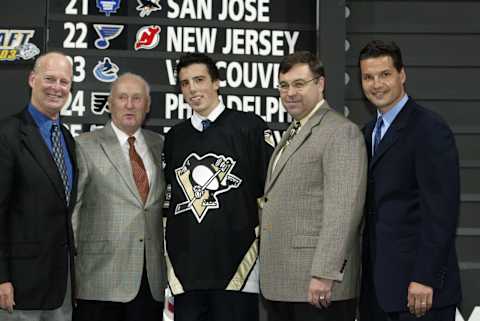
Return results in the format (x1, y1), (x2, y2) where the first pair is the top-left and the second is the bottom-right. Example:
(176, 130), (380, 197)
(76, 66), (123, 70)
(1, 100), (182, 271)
(0, 1), (478, 320)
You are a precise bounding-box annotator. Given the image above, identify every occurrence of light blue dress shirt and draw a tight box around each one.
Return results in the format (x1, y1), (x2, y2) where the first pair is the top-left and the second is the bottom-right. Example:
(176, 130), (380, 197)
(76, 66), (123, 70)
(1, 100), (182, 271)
(371, 94), (409, 156)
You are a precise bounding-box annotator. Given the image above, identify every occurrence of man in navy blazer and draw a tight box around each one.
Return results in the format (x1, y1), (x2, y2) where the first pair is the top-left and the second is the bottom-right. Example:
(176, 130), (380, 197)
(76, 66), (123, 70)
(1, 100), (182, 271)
(358, 40), (461, 321)
(0, 52), (77, 321)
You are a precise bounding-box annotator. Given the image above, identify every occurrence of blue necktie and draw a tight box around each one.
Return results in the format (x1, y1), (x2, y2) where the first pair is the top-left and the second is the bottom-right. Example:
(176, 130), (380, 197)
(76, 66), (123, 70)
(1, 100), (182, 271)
(201, 119), (211, 131)
(51, 124), (70, 204)
(373, 116), (384, 155)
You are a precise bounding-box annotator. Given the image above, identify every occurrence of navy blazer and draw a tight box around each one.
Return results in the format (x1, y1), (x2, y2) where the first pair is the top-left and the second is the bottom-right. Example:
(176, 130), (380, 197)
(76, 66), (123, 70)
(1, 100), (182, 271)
(362, 98), (462, 312)
(0, 108), (77, 309)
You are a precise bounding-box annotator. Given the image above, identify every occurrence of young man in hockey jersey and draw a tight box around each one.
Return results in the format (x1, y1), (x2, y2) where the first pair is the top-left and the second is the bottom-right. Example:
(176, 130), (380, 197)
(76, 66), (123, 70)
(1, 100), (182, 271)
(163, 53), (274, 321)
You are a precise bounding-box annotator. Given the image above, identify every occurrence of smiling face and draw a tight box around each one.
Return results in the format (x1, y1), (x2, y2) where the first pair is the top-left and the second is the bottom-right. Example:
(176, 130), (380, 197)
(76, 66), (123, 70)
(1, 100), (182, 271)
(109, 74), (151, 136)
(360, 55), (406, 113)
(278, 63), (324, 121)
(28, 53), (73, 119)
(178, 63), (220, 117)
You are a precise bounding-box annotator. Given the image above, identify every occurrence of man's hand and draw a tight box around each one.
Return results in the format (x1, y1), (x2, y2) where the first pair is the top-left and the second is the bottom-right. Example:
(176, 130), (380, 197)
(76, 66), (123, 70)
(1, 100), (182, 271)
(308, 277), (333, 309)
(407, 281), (433, 317)
(0, 282), (14, 313)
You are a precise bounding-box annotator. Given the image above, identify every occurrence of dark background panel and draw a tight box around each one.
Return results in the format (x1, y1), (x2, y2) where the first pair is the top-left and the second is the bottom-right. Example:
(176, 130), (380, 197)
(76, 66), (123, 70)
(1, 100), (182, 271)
(347, 34), (480, 67)
(347, 1), (480, 316)
(347, 1), (480, 33)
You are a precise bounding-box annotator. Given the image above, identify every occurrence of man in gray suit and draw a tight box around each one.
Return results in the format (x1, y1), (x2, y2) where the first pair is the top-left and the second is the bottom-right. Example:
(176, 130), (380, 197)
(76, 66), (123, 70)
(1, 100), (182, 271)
(72, 73), (166, 321)
(259, 51), (367, 321)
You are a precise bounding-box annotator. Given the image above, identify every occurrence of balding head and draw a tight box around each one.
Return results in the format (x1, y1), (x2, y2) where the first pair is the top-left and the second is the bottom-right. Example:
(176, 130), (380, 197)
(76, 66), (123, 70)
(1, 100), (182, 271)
(29, 52), (73, 119)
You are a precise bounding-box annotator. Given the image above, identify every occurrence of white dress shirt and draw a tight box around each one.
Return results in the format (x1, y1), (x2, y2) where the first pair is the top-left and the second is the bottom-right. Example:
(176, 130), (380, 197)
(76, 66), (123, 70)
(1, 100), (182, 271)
(111, 122), (155, 186)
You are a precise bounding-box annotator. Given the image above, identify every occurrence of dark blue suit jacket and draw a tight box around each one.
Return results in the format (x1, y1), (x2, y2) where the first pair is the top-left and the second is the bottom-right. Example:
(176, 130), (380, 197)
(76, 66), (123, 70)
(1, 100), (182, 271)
(362, 98), (462, 312)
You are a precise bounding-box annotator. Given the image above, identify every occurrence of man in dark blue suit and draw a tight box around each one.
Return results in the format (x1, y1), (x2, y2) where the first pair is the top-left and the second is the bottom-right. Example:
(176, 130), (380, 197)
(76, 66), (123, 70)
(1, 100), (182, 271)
(358, 40), (461, 321)
(0, 52), (77, 321)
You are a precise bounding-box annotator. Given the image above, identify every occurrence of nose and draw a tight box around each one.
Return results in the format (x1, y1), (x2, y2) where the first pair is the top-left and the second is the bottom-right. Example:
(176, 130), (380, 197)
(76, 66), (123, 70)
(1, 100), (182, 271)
(51, 80), (62, 91)
(125, 97), (135, 109)
(372, 76), (383, 89)
(286, 85), (297, 96)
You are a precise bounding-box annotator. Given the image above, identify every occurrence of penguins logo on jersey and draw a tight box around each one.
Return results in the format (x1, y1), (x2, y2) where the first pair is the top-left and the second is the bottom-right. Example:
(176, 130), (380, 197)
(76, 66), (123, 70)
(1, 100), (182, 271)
(174, 153), (242, 223)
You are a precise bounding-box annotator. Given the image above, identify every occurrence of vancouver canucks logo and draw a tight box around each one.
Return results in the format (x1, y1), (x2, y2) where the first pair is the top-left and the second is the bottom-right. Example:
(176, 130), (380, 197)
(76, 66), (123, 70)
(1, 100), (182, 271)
(175, 153), (242, 223)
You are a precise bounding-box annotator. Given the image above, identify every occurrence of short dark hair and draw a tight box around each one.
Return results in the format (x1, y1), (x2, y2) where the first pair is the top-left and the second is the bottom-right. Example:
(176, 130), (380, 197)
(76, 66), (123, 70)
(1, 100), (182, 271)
(176, 53), (220, 84)
(279, 51), (325, 78)
(359, 40), (404, 71)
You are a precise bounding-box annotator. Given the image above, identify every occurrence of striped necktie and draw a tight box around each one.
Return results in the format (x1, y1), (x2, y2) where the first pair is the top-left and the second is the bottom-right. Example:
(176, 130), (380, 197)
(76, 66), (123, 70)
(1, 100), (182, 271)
(51, 124), (70, 204)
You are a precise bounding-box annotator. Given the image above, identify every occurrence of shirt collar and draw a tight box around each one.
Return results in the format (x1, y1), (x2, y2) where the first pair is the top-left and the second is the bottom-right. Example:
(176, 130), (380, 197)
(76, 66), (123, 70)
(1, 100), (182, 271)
(28, 103), (60, 132)
(111, 121), (144, 146)
(377, 94), (408, 127)
(191, 101), (225, 132)
(297, 99), (324, 129)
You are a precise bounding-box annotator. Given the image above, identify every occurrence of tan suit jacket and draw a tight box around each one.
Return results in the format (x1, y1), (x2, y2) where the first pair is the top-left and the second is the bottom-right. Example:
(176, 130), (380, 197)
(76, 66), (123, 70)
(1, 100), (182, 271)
(259, 101), (367, 302)
(72, 122), (166, 302)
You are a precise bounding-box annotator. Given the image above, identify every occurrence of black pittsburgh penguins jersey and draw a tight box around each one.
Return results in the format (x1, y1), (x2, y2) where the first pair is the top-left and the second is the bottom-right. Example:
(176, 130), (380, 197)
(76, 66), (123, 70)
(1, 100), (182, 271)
(164, 108), (274, 294)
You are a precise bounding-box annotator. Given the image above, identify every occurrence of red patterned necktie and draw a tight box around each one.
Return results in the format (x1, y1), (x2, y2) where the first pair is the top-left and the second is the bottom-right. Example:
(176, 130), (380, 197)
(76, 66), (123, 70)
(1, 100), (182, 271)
(128, 136), (149, 204)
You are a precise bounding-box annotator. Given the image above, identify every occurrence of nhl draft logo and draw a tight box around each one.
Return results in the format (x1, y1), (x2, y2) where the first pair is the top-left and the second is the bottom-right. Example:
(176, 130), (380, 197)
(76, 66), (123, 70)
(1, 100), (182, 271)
(96, 0), (121, 16)
(136, 0), (162, 17)
(175, 153), (242, 223)
(135, 25), (161, 50)
(93, 57), (119, 82)
(0, 29), (40, 61)
(91, 92), (110, 115)
(93, 24), (124, 49)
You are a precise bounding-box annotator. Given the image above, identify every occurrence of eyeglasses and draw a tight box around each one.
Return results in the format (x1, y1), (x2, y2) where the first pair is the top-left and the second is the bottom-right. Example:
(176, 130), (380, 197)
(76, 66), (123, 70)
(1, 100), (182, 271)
(277, 76), (321, 92)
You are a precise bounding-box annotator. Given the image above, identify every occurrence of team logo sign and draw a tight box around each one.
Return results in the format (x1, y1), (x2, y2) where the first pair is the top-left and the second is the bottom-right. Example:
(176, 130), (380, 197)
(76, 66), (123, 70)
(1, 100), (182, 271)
(136, 0), (162, 17)
(93, 57), (119, 82)
(0, 29), (40, 61)
(134, 25), (161, 50)
(91, 92), (110, 115)
(93, 24), (124, 49)
(96, 0), (121, 16)
(175, 153), (242, 223)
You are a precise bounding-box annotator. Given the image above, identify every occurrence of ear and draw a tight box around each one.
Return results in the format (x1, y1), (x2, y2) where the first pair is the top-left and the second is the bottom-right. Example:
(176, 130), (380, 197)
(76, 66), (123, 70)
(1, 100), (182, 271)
(317, 76), (325, 94)
(400, 68), (406, 84)
(213, 78), (220, 91)
(145, 97), (151, 113)
(28, 71), (36, 89)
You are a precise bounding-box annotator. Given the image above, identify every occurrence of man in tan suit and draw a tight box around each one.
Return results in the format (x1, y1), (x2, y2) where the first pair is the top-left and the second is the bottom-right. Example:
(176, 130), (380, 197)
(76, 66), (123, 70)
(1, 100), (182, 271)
(72, 73), (166, 321)
(259, 51), (367, 321)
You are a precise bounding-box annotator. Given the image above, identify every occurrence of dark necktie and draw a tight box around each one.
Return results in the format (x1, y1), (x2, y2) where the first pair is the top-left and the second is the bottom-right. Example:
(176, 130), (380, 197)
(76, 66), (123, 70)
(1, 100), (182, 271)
(286, 121), (301, 145)
(373, 116), (384, 155)
(128, 136), (149, 204)
(201, 119), (211, 130)
(51, 124), (70, 204)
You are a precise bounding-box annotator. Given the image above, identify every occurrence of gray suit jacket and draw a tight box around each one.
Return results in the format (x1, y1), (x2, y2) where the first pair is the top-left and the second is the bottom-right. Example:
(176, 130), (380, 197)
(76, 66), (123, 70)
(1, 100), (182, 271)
(259, 101), (367, 302)
(72, 122), (166, 302)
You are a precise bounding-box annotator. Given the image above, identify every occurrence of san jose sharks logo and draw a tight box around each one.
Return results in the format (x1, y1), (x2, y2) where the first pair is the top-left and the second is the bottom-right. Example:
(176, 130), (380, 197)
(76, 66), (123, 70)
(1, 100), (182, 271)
(136, 0), (162, 17)
(175, 153), (242, 223)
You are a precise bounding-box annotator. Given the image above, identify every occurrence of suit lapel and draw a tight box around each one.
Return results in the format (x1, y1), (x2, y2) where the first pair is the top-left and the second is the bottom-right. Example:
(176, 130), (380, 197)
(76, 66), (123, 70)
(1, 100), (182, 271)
(143, 130), (164, 207)
(364, 119), (375, 162)
(20, 111), (66, 203)
(99, 122), (144, 205)
(369, 99), (413, 169)
(265, 102), (330, 193)
(61, 124), (77, 211)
